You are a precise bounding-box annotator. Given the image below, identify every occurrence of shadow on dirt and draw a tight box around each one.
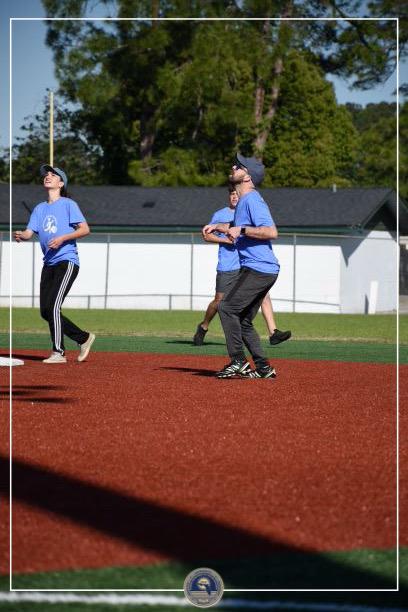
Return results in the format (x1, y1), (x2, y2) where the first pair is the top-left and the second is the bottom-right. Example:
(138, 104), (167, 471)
(0, 455), (401, 592)
(159, 365), (216, 377)
(0, 353), (45, 362)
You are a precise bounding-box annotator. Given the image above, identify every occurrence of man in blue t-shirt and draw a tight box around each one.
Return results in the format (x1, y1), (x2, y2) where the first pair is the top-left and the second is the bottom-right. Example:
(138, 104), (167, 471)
(193, 186), (291, 347)
(193, 185), (240, 344)
(202, 154), (280, 379)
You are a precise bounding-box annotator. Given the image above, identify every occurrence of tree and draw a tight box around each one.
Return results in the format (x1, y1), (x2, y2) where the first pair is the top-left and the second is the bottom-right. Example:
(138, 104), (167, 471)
(346, 101), (397, 191)
(34, 0), (402, 186)
(0, 149), (8, 183)
(400, 101), (408, 200)
(11, 95), (101, 185)
(263, 52), (359, 187)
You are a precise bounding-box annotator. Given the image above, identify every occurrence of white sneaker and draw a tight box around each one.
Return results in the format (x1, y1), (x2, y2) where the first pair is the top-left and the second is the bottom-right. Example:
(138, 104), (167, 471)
(78, 333), (96, 362)
(43, 352), (67, 364)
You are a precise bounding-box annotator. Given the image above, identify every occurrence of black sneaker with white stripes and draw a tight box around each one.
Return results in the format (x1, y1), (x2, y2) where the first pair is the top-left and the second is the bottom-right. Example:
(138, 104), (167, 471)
(244, 365), (277, 379)
(215, 359), (251, 379)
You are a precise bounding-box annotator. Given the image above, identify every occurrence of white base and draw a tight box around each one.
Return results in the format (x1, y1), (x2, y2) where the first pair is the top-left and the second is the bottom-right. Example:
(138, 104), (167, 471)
(0, 357), (24, 366)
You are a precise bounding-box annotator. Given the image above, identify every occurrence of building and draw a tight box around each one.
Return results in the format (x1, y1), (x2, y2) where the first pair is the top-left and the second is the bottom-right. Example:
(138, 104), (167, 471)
(1, 184), (405, 313)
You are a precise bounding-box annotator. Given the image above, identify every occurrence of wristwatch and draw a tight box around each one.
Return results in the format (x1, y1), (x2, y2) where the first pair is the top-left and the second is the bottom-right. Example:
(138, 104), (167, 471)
(240, 227), (246, 235)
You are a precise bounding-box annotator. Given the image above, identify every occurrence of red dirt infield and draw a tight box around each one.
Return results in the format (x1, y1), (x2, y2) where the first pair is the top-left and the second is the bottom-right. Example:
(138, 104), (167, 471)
(0, 350), (401, 575)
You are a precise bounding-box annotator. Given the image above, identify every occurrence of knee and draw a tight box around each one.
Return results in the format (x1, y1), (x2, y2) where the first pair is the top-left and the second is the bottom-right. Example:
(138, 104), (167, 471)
(240, 318), (253, 330)
(40, 306), (52, 321)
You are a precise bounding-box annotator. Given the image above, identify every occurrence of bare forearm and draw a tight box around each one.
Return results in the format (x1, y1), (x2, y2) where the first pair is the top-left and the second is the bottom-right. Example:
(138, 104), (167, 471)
(47, 223), (90, 250)
(62, 223), (90, 242)
(204, 233), (233, 245)
(244, 225), (278, 240)
(202, 222), (231, 240)
(214, 222), (230, 233)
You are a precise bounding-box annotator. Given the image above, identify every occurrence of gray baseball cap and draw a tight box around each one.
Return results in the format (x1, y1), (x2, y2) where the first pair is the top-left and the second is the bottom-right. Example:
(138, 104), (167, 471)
(40, 164), (68, 188)
(235, 153), (265, 187)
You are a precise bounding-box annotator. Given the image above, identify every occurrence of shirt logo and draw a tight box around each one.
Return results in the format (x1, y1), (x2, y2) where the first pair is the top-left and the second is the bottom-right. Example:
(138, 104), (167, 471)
(43, 215), (58, 234)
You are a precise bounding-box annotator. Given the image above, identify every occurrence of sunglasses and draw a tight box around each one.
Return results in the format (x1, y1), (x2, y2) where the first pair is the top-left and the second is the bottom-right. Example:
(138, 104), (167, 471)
(232, 161), (247, 171)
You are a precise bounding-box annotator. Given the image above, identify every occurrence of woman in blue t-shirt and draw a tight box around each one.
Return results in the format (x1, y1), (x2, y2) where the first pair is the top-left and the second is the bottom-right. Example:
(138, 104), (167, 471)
(14, 164), (95, 364)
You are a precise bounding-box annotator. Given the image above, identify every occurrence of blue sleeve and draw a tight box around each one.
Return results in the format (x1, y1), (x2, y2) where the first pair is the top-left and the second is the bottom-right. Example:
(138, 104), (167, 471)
(68, 199), (86, 226)
(210, 211), (220, 224)
(27, 207), (39, 233)
(247, 196), (274, 227)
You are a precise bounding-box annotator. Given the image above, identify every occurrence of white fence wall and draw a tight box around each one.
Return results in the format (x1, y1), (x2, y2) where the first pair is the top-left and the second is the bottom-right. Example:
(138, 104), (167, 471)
(339, 231), (398, 313)
(0, 231), (398, 313)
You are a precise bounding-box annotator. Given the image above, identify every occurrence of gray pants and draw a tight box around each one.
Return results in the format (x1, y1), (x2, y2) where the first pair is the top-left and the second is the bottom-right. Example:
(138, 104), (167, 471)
(218, 266), (278, 367)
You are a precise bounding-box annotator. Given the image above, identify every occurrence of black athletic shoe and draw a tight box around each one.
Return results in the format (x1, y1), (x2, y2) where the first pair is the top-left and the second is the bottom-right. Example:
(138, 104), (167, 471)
(216, 359), (251, 379)
(193, 323), (208, 345)
(245, 365), (277, 379)
(269, 329), (291, 345)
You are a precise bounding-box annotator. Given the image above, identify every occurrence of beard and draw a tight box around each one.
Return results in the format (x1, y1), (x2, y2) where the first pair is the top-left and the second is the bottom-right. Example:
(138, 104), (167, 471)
(229, 175), (245, 199)
(228, 173), (243, 185)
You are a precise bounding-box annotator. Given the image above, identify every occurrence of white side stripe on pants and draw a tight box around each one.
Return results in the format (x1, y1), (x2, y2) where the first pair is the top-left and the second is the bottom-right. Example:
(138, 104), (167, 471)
(53, 261), (75, 354)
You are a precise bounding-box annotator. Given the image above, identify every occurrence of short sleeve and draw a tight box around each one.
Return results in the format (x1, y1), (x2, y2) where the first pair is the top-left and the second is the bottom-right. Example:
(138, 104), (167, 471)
(27, 207), (39, 233)
(67, 199), (86, 226)
(247, 195), (274, 227)
(211, 209), (228, 225)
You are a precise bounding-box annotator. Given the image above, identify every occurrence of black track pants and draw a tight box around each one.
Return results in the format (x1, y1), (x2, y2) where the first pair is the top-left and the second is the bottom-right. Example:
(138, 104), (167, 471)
(40, 261), (88, 355)
(218, 267), (278, 368)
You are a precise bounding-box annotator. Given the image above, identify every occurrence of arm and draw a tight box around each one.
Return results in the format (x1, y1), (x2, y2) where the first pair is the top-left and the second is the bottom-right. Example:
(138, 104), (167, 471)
(202, 222), (231, 238)
(14, 229), (34, 242)
(203, 232), (234, 245)
(48, 222), (90, 250)
(226, 225), (278, 241)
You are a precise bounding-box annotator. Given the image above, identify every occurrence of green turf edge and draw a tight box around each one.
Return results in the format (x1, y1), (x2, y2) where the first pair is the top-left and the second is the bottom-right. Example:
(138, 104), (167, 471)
(3, 548), (404, 590)
(0, 308), (404, 344)
(0, 550), (406, 611)
(2, 332), (403, 364)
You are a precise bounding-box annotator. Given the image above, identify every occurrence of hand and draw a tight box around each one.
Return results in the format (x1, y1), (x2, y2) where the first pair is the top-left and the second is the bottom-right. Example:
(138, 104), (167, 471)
(14, 231), (24, 242)
(202, 224), (218, 238)
(48, 236), (65, 249)
(226, 226), (241, 242)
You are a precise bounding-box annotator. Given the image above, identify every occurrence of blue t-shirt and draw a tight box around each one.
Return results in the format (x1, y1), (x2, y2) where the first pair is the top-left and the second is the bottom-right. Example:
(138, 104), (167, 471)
(234, 191), (280, 274)
(27, 197), (86, 266)
(210, 207), (240, 272)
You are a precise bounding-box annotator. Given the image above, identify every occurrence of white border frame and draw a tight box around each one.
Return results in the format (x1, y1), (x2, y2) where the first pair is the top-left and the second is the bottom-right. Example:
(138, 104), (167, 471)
(9, 15), (400, 595)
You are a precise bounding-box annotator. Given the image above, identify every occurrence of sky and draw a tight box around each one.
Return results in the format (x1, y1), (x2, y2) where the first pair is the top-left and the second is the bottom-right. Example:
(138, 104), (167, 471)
(0, 0), (406, 152)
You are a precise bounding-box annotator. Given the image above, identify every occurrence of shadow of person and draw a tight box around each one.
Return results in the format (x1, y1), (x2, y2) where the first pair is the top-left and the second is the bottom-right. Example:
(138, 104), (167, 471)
(0, 456), (399, 591)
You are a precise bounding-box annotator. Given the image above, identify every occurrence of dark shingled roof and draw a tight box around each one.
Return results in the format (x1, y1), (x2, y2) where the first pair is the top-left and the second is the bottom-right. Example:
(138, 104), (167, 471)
(1, 183), (405, 234)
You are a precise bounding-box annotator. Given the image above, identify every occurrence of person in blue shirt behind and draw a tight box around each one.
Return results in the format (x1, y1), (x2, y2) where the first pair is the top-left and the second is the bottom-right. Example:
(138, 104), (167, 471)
(203, 154), (283, 379)
(14, 164), (95, 364)
(193, 185), (291, 347)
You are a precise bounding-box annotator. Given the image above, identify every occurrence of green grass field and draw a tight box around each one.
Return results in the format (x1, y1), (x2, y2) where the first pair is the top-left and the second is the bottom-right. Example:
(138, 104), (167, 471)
(3, 549), (404, 590)
(1, 308), (404, 343)
(0, 548), (406, 611)
(1, 308), (405, 364)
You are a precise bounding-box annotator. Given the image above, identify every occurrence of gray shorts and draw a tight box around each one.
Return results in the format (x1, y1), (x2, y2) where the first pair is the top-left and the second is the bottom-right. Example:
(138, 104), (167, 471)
(215, 269), (240, 294)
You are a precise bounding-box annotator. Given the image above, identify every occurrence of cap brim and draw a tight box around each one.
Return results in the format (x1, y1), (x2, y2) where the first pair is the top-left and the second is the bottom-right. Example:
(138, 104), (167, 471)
(40, 164), (54, 176)
(40, 164), (67, 187)
(236, 153), (248, 167)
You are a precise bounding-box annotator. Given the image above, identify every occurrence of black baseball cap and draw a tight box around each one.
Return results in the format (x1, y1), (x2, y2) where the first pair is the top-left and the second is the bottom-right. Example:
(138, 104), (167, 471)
(40, 164), (68, 188)
(235, 153), (265, 187)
